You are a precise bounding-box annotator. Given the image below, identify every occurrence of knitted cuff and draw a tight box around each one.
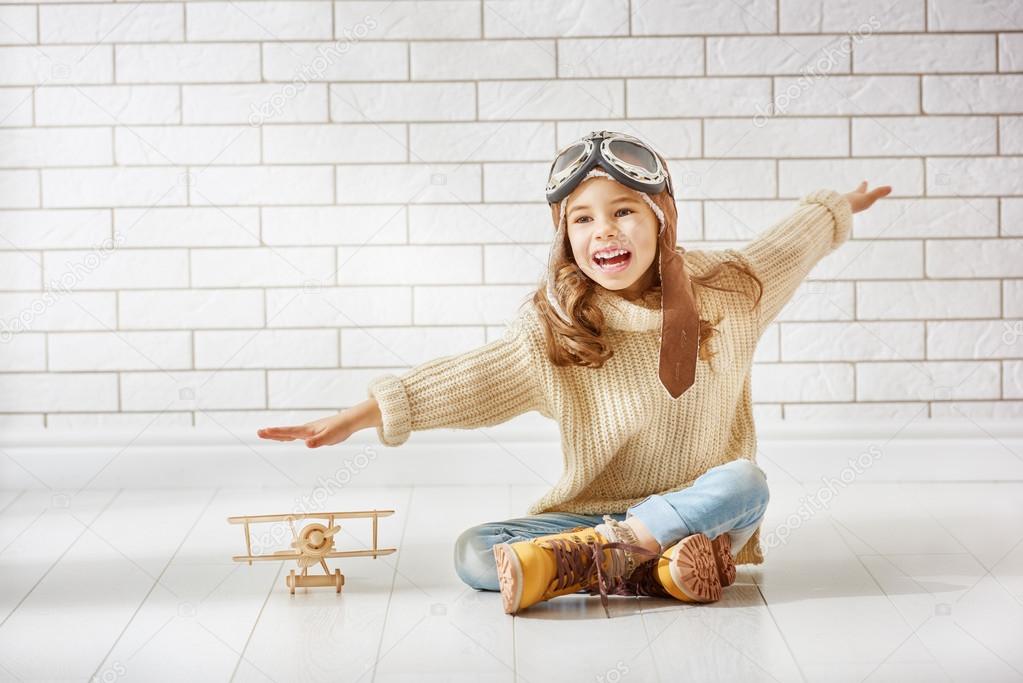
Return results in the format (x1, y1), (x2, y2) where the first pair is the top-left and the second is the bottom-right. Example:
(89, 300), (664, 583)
(800, 188), (853, 250)
(366, 373), (412, 447)
(601, 515), (642, 578)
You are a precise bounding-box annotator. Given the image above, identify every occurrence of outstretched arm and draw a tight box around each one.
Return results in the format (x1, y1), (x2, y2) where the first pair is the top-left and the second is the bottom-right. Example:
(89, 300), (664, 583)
(367, 309), (547, 447)
(738, 181), (890, 332)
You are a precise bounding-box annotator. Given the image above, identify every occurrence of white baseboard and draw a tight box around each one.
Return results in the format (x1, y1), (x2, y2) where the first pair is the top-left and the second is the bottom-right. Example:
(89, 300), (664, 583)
(2, 419), (1022, 491)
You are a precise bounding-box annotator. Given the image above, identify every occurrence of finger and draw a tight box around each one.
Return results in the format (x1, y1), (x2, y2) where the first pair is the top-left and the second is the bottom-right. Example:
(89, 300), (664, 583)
(259, 426), (308, 437)
(257, 429), (298, 442)
(306, 427), (329, 448)
(858, 180), (868, 192)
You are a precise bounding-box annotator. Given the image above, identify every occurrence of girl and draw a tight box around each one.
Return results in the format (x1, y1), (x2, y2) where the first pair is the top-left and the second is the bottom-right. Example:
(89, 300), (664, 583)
(257, 130), (891, 618)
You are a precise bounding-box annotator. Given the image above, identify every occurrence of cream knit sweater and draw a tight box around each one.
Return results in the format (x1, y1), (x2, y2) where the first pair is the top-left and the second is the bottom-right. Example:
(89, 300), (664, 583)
(367, 188), (853, 566)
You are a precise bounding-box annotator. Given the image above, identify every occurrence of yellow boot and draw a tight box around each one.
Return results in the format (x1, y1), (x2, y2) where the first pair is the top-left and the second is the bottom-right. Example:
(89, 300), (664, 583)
(638, 532), (736, 603)
(492, 520), (661, 617)
(585, 532), (736, 603)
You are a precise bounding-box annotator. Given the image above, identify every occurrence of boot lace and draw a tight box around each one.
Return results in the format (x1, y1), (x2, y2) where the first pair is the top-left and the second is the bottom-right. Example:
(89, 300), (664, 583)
(542, 527), (672, 619)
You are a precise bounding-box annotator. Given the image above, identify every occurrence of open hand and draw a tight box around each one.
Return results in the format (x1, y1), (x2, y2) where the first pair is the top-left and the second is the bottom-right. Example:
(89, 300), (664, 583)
(257, 412), (357, 449)
(844, 181), (892, 214)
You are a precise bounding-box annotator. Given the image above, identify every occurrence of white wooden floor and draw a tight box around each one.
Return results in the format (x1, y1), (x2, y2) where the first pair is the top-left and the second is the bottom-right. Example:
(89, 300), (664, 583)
(0, 476), (1021, 683)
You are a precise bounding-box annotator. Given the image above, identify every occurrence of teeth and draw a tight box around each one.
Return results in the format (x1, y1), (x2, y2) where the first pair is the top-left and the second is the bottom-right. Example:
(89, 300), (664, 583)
(594, 248), (628, 260)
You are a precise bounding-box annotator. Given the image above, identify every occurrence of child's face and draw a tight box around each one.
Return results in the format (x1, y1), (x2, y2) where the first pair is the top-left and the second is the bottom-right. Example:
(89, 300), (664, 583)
(564, 176), (659, 297)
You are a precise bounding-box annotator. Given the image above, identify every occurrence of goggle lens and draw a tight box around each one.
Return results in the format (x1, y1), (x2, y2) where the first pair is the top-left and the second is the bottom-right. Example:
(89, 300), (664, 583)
(551, 142), (586, 176)
(607, 139), (658, 174)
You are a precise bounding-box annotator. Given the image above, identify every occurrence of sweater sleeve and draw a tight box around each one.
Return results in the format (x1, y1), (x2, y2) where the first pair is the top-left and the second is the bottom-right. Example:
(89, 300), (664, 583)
(736, 188), (853, 332)
(364, 310), (547, 447)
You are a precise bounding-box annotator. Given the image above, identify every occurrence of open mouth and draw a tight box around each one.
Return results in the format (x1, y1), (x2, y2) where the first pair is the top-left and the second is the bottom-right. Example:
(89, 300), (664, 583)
(592, 249), (632, 273)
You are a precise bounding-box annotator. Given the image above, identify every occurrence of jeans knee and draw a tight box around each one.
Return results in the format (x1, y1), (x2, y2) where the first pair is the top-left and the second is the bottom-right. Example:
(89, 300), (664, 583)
(453, 525), (500, 592)
(724, 459), (770, 507)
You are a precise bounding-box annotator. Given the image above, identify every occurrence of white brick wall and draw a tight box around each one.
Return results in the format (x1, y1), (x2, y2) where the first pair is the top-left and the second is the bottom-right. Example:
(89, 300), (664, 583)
(0, 0), (1021, 430)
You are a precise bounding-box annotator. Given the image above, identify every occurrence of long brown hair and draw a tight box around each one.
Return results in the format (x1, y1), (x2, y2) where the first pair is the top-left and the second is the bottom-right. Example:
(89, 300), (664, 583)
(532, 235), (763, 369)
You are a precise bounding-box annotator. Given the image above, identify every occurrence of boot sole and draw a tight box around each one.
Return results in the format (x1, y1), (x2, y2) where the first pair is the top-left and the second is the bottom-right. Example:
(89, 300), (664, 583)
(711, 533), (736, 587)
(492, 542), (523, 614)
(667, 533), (723, 602)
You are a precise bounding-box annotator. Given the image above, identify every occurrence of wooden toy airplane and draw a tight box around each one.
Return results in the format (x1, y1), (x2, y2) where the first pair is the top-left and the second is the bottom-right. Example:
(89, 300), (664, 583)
(228, 509), (398, 595)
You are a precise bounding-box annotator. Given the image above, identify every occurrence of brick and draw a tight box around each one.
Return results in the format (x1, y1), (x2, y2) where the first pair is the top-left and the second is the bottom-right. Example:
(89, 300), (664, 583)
(411, 40), (554, 80)
(48, 331), (191, 371)
(37, 85), (179, 125)
(782, 321), (924, 361)
(929, 0), (1023, 31)
(337, 163), (482, 204)
(478, 79), (623, 120)
(41, 167), (188, 208)
(780, 158), (924, 197)
(43, 248), (188, 289)
(751, 362), (854, 402)
(856, 361), (1000, 400)
(114, 207), (260, 247)
(779, 0), (923, 32)
(340, 1), (480, 39)
(0, 373), (117, 411)
(115, 125), (259, 165)
(191, 165), (333, 206)
(340, 325), (486, 367)
(409, 122), (554, 162)
(265, 286), (411, 328)
(708, 36), (852, 75)
(116, 43), (258, 83)
(923, 75), (1023, 113)
(191, 247), (335, 287)
(0, 209), (110, 249)
(187, 2), (330, 41)
(119, 289), (263, 329)
(927, 320), (1023, 359)
(856, 280), (1001, 319)
(329, 82), (475, 122)
(183, 83), (326, 124)
(633, 0), (775, 35)
(853, 116), (996, 156)
(122, 369), (264, 410)
(854, 34), (995, 73)
(484, 0), (627, 38)
(558, 37), (702, 77)
(41, 4), (181, 43)
(853, 198), (998, 238)
(0, 127), (113, 167)
(0, 45), (111, 86)
(263, 41), (407, 81)
(927, 157), (1023, 196)
(336, 245), (481, 285)
(196, 329), (337, 368)
(629, 77), (772, 117)
(705, 117), (847, 157)
(263, 123), (407, 163)
(926, 238), (1023, 277)
(263, 205), (406, 246)
(772, 75), (918, 115)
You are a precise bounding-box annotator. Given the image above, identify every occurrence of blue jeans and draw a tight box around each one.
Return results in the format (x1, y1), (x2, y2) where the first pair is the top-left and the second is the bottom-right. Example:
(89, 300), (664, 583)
(453, 458), (770, 591)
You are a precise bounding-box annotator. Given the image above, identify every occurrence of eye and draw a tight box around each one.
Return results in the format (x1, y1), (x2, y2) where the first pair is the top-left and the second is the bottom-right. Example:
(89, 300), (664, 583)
(572, 207), (634, 223)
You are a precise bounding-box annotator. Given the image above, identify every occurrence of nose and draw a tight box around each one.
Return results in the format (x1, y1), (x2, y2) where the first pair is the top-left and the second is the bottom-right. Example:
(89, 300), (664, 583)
(594, 218), (618, 240)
